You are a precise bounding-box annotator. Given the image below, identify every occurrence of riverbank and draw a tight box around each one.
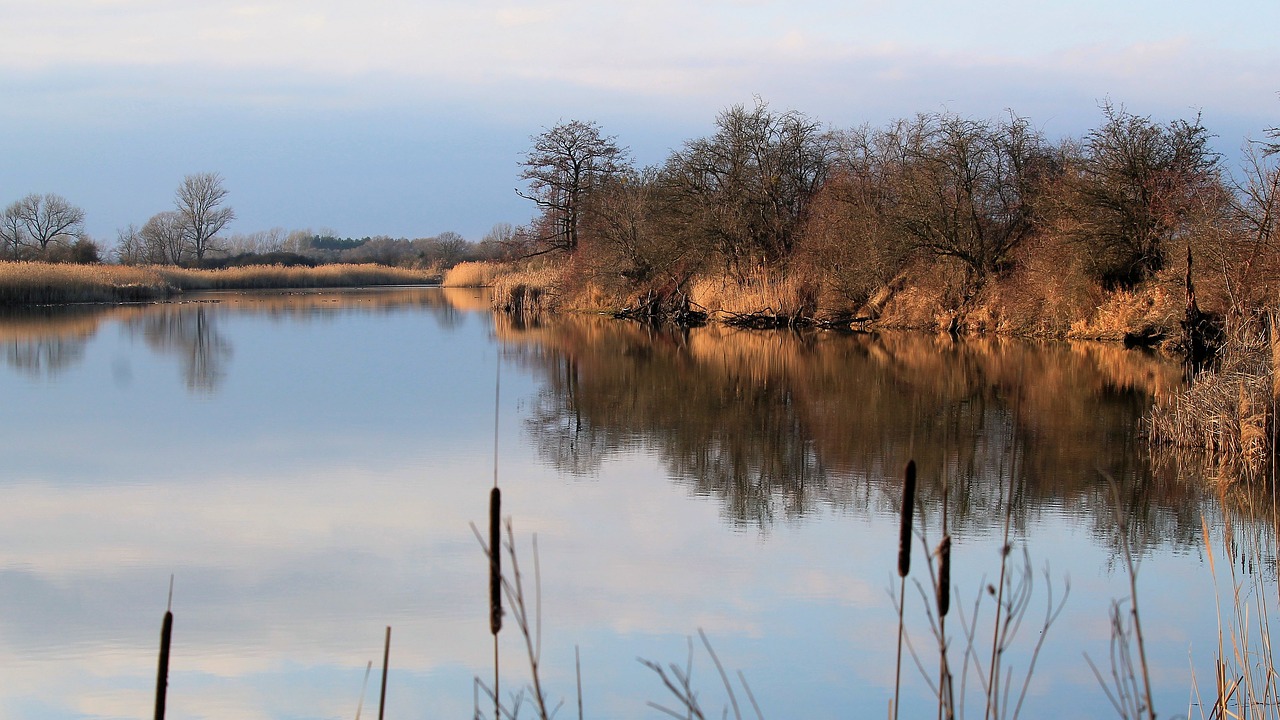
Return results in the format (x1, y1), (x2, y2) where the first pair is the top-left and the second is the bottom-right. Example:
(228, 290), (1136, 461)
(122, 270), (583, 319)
(447, 256), (1280, 484)
(0, 261), (440, 305)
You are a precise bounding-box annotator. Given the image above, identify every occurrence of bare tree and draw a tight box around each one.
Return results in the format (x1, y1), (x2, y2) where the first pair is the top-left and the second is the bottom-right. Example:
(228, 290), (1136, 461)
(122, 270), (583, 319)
(5, 193), (85, 255)
(1065, 102), (1222, 287)
(882, 112), (1055, 283)
(141, 211), (189, 264)
(518, 120), (630, 255)
(175, 172), (235, 262)
(0, 205), (25, 259)
(664, 100), (836, 271)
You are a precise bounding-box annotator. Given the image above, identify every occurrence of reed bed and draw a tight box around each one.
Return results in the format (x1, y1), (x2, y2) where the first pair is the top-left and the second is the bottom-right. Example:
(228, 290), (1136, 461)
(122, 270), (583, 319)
(0, 261), (175, 305)
(0, 261), (437, 306)
(442, 261), (506, 288)
(689, 269), (818, 325)
(154, 263), (437, 290)
(490, 264), (566, 314)
(1148, 315), (1275, 483)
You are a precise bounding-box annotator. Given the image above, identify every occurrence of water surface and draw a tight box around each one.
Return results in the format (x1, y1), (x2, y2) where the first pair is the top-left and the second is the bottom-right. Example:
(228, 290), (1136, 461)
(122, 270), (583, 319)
(0, 287), (1268, 719)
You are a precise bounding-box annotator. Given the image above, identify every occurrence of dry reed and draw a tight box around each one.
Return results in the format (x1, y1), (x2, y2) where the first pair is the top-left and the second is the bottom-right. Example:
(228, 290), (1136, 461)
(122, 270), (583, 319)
(0, 261), (436, 306)
(491, 265), (566, 314)
(443, 261), (505, 288)
(688, 268), (818, 324)
(1148, 313), (1274, 483)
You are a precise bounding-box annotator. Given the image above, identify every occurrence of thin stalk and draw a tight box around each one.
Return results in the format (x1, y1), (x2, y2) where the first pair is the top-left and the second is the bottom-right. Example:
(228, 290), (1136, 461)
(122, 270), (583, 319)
(378, 626), (391, 720)
(894, 460), (918, 720)
(154, 577), (174, 720)
(986, 383), (1022, 720)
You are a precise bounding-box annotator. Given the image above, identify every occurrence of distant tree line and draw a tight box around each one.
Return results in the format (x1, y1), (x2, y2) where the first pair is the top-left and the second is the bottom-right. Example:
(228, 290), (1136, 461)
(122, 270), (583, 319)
(2, 170), (507, 272)
(511, 99), (1279, 321)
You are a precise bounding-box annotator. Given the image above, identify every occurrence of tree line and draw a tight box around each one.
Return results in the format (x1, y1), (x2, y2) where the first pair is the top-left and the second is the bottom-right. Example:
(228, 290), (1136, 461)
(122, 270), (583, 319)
(2, 170), (503, 271)
(511, 100), (1279, 324)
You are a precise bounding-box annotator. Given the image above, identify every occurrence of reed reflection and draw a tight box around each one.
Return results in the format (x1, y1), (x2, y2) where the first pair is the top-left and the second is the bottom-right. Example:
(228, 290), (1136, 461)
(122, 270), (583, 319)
(505, 314), (1217, 551)
(0, 307), (96, 378)
(0, 287), (481, 392)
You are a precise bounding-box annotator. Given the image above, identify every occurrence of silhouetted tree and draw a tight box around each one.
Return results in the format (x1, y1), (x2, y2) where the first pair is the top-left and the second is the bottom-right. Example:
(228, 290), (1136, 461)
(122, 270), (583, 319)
(175, 172), (235, 262)
(664, 100), (836, 272)
(4, 193), (85, 255)
(1066, 103), (1221, 287)
(518, 120), (630, 255)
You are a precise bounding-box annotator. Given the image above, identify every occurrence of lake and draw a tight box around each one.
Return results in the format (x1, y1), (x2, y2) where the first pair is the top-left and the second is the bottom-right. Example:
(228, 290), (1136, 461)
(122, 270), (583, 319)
(0, 286), (1271, 719)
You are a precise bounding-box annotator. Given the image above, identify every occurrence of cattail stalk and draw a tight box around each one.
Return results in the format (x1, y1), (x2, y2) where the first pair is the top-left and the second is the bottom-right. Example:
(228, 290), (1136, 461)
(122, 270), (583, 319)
(490, 487), (503, 635)
(893, 460), (917, 720)
(154, 576), (174, 720)
(898, 461), (917, 577)
(377, 626), (390, 720)
(937, 535), (952, 618)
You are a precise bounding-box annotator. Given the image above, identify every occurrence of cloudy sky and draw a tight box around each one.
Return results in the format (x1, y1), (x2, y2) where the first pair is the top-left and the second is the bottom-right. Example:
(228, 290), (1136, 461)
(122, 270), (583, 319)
(1, 0), (1277, 246)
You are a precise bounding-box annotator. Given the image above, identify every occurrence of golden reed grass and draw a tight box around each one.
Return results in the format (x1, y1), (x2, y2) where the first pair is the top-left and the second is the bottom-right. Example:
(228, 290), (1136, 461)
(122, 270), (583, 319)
(0, 261), (436, 306)
(688, 267), (816, 321)
(442, 261), (505, 288)
(490, 265), (565, 313)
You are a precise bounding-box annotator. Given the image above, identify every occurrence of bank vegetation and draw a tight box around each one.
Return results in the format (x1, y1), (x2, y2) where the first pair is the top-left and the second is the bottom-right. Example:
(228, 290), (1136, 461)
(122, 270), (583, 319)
(0, 261), (438, 305)
(469, 99), (1280, 481)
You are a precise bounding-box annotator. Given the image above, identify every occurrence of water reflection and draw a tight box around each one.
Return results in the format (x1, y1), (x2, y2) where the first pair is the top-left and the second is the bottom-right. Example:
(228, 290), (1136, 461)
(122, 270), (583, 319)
(0, 307), (94, 378)
(502, 314), (1216, 552)
(0, 287), (479, 391)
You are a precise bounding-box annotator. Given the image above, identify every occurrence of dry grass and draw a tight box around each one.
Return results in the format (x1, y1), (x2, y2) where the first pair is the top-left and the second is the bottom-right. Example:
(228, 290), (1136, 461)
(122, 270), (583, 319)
(490, 264), (566, 314)
(154, 263), (437, 290)
(1148, 314), (1275, 483)
(442, 261), (504, 288)
(0, 262), (175, 304)
(0, 261), (436, 306)
(1068, 282), (1182, 342)
(688, 267), (818, 322)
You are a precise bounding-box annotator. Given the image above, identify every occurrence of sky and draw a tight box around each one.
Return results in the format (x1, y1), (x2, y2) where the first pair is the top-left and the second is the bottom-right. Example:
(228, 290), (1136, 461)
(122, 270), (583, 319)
(1, 0), (1278, 247)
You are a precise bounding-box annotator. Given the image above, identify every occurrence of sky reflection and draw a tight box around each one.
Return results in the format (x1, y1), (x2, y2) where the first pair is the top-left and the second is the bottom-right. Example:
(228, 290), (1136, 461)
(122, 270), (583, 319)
(0, 288), (1269, 719)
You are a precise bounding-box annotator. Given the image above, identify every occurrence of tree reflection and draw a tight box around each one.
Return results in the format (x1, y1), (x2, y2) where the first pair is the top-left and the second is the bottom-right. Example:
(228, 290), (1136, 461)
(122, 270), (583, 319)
(0, 307), (97, 378)
(506, 314), (1223, 549)
(130, 304), (232, 392)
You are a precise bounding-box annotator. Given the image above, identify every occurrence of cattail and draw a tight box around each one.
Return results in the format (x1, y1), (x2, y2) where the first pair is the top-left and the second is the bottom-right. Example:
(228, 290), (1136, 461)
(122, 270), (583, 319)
(897, 460), (917, 577)
(936, 535), (952, 617)
(377, 626), (391, 720)
(154, 590), (173, 720)
(489, 486), (503, 635)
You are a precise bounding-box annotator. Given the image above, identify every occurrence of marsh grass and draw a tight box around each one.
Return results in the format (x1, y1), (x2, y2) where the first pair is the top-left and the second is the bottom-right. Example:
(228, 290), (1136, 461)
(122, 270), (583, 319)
(688, 268), (818, 325)
(153, 263), (438, 290)
(0, 261), (437, 306)
(1148, 312), (1275, 483)
(491, 265), (566, 315)
(1188, 498), (1280, 720)
(0, 261), (175, 305)
(444, 261), (506, 288)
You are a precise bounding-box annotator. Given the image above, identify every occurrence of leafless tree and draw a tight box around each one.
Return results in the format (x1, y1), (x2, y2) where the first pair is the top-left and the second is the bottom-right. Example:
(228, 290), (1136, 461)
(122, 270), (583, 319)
(141, 211), (188, 264)
(0, 205), (25, 259)
(175, 172), (235, 262)
(664, 100), (837, 272)
(1065, 102), (1222, 287)
(518, 120), (630, 255)
(5, 193), (85, 254)
(882, 112), (1055, 283)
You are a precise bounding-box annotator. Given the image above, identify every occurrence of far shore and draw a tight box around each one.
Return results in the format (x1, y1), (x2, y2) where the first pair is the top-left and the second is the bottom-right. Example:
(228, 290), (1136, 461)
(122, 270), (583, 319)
(0, 261), (441, 306)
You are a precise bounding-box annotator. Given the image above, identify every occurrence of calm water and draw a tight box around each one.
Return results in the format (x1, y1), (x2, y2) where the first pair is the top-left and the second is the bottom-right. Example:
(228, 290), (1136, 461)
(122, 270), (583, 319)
(0, 287), (1271, 719)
